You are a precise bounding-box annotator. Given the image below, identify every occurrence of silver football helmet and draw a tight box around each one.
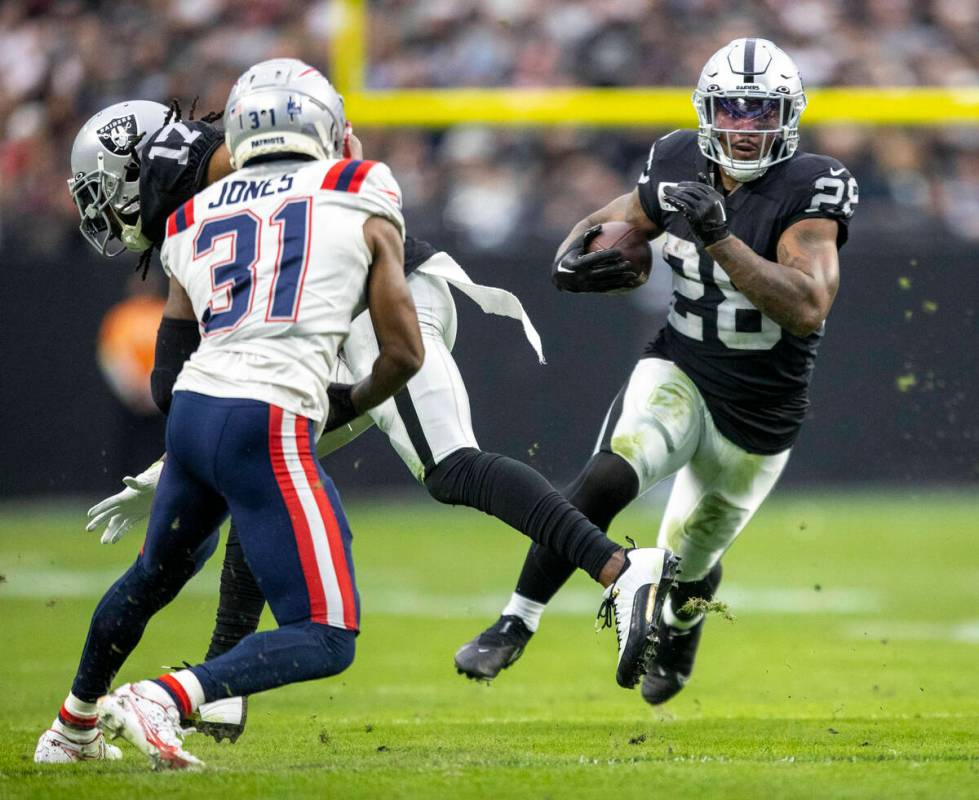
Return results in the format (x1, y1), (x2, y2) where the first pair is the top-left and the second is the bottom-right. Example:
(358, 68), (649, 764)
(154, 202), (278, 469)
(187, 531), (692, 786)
(68, 100), (170, 256)
(224, 58), (345, 169)
(692, 38), (807, 183)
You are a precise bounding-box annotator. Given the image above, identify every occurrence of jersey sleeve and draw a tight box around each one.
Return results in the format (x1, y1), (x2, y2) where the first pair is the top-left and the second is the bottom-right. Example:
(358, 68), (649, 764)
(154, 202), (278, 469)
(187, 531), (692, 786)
(781, 156), (858, 248)
(636, 129), (686, 229)
(139, 120), (224, 246)
(320, 159), (405, 240)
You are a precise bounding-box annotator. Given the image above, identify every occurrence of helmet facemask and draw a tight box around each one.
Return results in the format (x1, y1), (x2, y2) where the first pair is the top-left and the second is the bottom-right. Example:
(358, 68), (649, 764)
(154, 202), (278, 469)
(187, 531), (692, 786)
(67, 151), (148, 256)
(694, 90), (806, 183)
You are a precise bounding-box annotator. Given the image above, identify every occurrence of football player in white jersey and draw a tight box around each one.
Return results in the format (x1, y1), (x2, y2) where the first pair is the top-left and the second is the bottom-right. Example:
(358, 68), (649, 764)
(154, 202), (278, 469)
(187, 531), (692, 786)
(39, 60), (677, 769)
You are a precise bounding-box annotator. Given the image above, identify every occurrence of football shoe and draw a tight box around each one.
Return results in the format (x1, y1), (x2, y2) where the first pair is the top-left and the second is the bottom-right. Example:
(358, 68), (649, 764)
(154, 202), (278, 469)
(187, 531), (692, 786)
(641, 616), (705, 705)
(97, 681), (202, 770)
(597, 547), (680, 689)
(34, 719), (123, 763)
(194, 696), (247, 743)
(454, 615), (534, 682)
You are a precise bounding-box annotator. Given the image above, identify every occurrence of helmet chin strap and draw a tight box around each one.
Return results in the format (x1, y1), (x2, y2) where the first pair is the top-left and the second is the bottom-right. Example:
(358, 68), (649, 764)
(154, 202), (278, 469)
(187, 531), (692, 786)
(720, 162), (770, 183)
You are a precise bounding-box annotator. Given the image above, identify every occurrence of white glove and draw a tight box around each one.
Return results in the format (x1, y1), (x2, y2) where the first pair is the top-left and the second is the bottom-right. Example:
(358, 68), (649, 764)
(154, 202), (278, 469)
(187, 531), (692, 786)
(86, 459), (164, 544)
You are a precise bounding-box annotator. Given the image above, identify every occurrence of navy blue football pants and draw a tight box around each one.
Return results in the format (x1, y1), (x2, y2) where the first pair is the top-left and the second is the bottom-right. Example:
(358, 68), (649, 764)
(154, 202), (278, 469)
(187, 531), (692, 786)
(71, 391), (358, 703)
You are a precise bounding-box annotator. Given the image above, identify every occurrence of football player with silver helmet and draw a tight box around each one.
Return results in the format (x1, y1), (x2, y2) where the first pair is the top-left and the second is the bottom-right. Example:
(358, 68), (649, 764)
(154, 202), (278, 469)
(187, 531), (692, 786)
(457, 38), (858, 705)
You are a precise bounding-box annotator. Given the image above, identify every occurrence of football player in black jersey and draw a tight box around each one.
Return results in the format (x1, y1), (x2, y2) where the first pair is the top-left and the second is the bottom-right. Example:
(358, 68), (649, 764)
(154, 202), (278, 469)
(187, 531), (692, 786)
(59, 74), (678, 759)
(455, 38), (858, 704)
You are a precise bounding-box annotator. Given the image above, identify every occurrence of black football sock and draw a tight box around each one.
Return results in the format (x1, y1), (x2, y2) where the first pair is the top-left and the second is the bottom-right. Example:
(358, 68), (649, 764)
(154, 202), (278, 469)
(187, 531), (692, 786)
(425, 448), (619, 582)
(204, 522), (266, 661)
(513, 451), (640, 603)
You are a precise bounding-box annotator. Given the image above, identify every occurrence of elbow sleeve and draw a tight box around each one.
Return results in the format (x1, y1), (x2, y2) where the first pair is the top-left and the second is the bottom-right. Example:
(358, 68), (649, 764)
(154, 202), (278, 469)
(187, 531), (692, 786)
(151, 317), (201, 414)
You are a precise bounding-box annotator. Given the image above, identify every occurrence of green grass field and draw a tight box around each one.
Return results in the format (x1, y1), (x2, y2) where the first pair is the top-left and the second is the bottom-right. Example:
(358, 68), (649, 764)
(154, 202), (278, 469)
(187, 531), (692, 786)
(1, 491), (977, 799)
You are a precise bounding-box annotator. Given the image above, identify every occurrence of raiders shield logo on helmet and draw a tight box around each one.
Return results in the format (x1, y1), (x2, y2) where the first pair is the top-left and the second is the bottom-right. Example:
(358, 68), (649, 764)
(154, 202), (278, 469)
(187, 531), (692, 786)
(96, 114), (139, 155)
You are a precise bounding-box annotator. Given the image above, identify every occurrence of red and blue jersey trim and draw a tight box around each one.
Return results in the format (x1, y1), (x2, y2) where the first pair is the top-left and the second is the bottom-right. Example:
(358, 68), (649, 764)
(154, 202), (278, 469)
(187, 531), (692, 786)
(320, 160), (378, 194)
(165, 197), (195, 237)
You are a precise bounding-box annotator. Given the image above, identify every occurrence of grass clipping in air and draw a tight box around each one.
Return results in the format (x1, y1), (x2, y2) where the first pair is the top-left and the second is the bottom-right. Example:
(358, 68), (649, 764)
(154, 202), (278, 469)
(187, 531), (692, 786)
(679, 596), (735, 621)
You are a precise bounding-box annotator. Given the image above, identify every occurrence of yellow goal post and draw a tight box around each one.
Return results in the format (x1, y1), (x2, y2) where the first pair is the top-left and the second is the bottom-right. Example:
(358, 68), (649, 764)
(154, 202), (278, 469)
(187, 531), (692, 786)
(330, 0), (979, 127)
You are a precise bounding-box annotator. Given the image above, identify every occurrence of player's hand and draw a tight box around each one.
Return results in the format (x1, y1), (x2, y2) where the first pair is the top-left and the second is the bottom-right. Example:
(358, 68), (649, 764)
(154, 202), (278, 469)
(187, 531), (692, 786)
(86, 460), (164, 544)
(325, 382), (359, 433)
(663, 181), (730, 246)
(552, 225), (642, 293)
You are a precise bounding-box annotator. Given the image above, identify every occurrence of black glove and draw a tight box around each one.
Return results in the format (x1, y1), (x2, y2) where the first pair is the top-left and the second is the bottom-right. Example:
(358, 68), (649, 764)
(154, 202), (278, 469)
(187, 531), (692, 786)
(662, 181), (730, 246)
(325, 383), (358, 433)
(551, 225), (644, 293)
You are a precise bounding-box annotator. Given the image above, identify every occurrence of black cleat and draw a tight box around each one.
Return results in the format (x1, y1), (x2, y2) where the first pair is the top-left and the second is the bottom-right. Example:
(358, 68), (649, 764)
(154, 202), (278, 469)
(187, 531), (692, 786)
(641, 614), (705, 705)
(454, 615), (534, 682)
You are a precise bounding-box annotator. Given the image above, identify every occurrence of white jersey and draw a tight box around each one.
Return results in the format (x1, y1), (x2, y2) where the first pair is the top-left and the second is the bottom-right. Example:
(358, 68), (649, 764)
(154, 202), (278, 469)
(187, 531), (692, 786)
(161, 157), (404, 428)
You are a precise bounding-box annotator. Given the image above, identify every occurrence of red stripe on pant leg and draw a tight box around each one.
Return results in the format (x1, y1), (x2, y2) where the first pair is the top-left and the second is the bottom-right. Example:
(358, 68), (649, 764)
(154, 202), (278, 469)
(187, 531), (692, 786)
(294, 416), (358, 630)
(268, 405), (328, 624)
(157, 674), (193, 718)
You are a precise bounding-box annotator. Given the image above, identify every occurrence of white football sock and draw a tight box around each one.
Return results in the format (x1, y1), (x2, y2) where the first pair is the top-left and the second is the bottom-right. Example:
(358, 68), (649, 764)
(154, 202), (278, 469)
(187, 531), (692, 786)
(663, 595), (703, 630)
(502, 592), (545, 632)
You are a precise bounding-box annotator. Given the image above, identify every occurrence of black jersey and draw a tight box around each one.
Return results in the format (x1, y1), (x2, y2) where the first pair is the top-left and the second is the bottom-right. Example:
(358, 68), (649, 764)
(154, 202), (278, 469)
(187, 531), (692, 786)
(636, 129), (857, 454)
(140, 120), (225, 246)
(138, 119), (438, 272)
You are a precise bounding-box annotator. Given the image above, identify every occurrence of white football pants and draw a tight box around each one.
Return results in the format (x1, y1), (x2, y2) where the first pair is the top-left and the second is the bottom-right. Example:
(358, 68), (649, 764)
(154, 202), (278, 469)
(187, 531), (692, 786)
(318, 252), (543, 478)
(598, 357), (791, 580)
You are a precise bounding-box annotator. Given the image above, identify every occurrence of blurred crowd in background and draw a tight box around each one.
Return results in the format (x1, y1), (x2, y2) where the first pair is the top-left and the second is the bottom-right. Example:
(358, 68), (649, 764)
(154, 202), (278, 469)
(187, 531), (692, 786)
(2, 0), (977, 495)
(2, 0), (979, 256)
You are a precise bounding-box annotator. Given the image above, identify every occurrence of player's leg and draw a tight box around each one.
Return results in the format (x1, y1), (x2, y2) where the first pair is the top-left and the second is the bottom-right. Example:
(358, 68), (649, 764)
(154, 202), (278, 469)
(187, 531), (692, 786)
(36, 408), (229, 764)
(641, 420), (790, 705)
(186, 520), (266, 743)
(343, 273), (679, 687)
(458, 358), (705, 679)
(96, 400), (357, 769)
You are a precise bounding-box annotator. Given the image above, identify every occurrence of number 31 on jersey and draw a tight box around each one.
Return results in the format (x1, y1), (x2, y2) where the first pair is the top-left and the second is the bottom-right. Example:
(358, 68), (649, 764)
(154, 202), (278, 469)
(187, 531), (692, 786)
(195, 199), (312, 335)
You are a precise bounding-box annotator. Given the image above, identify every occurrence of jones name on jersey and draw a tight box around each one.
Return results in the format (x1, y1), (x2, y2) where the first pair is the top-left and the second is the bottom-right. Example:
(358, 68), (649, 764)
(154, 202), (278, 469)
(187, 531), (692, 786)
(160, 157), (403, 428)
(637, 130), (857, 454)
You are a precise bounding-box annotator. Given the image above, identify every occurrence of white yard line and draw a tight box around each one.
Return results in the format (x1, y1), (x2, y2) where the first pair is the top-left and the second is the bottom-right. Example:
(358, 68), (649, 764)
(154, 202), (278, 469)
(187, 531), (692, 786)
(1, 567), (879, 616)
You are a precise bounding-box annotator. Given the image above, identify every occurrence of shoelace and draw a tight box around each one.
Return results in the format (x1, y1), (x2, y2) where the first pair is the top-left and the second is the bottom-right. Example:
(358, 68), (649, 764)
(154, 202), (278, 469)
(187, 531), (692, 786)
(595, 537), (638, 640)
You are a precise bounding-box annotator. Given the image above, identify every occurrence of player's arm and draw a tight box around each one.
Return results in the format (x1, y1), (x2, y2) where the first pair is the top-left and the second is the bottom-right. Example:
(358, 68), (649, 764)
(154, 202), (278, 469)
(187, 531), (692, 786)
(706, 219), (839, 337)
(341, 216), (423, 417)
(150, 276), (199, 414)
(552, 189), (661, 293)
(664, 181), (840, 337)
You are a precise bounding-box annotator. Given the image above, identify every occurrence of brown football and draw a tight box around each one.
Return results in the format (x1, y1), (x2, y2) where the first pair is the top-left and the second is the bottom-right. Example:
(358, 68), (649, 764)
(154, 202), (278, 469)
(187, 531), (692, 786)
(585, 221), (652, 286)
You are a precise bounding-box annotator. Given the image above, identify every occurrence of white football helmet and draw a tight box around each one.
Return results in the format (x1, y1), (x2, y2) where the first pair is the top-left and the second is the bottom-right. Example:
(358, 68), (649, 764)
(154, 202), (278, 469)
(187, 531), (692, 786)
(692, 38), (807, 183)
(68, 100), (170, 256)
(224, 59), (345, 169)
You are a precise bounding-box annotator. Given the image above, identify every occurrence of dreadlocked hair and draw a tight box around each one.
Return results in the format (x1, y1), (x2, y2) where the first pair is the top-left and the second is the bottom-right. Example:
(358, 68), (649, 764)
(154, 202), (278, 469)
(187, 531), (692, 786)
(166, 96), (223, 124)
(134, 244), (158, 281)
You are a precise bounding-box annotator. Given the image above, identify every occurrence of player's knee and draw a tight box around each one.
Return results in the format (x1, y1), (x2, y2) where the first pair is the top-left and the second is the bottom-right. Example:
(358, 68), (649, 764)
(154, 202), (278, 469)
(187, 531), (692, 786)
(423, 447), (482, 505)
(305, 623), (356, 678)
(665, 493), (745, 580)
(565, 452), (639, 529)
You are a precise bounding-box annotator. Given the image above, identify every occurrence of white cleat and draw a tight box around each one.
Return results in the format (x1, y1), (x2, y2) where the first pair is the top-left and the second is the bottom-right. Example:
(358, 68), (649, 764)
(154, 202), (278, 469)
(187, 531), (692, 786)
(97, 681), (203, 770)
(34, 719), (123, 763)
(597, 547), (680, 689)
(195, 696), (247, 743)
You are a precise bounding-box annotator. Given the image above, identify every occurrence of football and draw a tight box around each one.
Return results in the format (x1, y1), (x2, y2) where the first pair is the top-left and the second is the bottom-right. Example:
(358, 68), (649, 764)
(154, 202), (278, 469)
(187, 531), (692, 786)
(586, 221), (652, 286)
